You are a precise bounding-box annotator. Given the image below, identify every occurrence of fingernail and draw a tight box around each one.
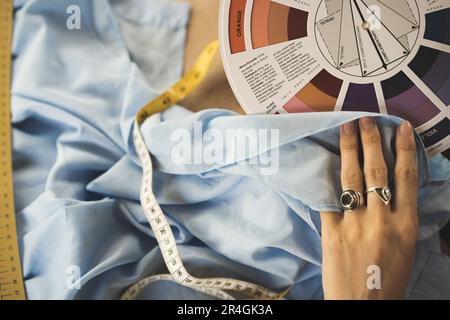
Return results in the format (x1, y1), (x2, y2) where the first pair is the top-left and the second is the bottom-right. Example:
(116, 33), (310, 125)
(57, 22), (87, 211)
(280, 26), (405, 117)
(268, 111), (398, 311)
(400, 121), (413, 137)
(360, 117), (375, 130)
(343, 122), (356, 135)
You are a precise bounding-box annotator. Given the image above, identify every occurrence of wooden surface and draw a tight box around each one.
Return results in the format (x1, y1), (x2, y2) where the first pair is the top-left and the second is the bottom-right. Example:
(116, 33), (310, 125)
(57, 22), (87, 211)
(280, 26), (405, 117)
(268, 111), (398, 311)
(182, 0), (244, 114)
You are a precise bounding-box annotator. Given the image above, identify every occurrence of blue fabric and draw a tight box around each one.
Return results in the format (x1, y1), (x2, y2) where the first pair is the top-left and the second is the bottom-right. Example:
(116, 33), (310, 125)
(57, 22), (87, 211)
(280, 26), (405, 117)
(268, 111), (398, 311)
(11, 0), (450, 300)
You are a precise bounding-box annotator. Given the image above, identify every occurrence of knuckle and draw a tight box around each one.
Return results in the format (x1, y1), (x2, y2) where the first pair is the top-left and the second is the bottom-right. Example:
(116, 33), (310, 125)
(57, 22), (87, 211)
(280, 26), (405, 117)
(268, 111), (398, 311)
(341, 141), (359, 152)
(398, 138), (416, 151)
(398, 223), (419, 247)
(365, 165), (388, 184)
(342, 169), (363, 187)
(345, 225), (363, 243)
(323, 232), (344, 250)
(362, 133), (380, 146)
(374, 208), (390, 223)
(395, 166), (418, 186)
(368, 223), (394, 246)
(399, 199), (417, 211)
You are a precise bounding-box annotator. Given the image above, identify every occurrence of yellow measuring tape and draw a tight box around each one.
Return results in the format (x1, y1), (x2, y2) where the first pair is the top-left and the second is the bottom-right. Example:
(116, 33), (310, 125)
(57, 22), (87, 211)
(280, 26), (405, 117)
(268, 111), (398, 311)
(0, 0), (288, 299)
(125, 40), (291, 300)
(0, 0), (26, 300)
(137, 41), (220, 125)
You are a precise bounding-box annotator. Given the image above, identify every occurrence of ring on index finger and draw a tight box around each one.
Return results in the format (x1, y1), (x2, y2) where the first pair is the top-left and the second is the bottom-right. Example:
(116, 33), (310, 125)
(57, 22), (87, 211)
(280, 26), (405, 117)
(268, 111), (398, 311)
(340, 189), (365, 212)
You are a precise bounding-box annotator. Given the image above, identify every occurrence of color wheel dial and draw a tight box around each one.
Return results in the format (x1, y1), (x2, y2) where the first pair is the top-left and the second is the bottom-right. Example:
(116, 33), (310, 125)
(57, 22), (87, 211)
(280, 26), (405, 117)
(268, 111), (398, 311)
(220, 0), (450, 155)
(315, 0), (420, 78)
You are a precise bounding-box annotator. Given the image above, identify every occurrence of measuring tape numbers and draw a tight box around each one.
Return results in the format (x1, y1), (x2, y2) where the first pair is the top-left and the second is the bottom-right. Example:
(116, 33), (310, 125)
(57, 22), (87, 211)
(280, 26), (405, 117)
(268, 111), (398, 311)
(121, 41), (291, 300)
(0, 0), (26, 300)
(0, 1), (288, 299)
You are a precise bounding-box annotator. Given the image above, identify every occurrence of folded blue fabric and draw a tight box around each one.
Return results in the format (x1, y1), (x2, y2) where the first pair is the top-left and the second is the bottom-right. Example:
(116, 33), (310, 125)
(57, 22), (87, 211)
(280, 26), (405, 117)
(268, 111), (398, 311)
(11, 0), (450, 299)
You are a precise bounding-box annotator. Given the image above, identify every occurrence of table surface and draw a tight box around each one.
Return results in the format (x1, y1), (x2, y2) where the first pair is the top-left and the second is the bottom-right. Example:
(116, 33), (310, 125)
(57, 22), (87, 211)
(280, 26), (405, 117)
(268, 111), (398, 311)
(182, 0), (243, 114)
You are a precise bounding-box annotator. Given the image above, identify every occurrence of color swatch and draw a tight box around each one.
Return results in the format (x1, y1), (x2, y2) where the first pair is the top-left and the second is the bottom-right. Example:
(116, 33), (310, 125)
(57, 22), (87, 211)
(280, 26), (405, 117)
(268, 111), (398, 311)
(424, 8), (450, 45)
(409, 46), (450, 106)
(229, 0), (247, 54)
(341, 84), (380, 113)
(382, 72), (440, 127)
(251, 0), (308, 49)
(283, 69), (343, 113)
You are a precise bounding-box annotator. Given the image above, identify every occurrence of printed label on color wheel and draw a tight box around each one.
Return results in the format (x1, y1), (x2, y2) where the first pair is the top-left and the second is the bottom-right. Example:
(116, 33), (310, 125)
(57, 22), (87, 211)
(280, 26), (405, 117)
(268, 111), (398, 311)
(220, 0), (450, 156)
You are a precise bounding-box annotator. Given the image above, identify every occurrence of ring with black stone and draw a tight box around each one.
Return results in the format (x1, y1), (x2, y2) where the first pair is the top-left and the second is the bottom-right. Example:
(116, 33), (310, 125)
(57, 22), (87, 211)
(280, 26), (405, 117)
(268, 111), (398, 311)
(340, 190), (364, 211)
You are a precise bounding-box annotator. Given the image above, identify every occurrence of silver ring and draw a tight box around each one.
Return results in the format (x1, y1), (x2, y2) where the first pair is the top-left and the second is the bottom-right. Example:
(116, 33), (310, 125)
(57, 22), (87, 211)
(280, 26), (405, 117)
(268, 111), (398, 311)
(366, 187), (392, 206)
(340, 190), (364, 211)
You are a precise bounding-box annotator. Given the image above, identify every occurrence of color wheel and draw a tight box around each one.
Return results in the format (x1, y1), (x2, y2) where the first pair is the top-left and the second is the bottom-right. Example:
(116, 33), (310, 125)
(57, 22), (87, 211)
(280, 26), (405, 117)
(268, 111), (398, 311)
(220, 0), (450, 155)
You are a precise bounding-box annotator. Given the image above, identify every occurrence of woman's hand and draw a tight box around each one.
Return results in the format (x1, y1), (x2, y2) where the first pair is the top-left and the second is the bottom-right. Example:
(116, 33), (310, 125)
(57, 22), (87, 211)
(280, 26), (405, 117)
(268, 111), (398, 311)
(320, 117), (419, 300)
